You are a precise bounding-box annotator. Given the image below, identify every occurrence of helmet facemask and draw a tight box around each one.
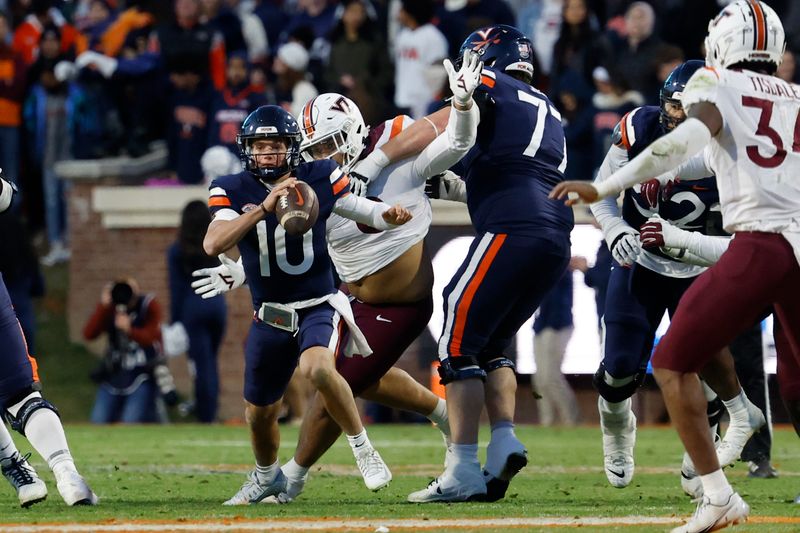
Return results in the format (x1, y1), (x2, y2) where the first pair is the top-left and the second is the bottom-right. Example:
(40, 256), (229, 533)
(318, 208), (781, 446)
(238, 134), (301, 182)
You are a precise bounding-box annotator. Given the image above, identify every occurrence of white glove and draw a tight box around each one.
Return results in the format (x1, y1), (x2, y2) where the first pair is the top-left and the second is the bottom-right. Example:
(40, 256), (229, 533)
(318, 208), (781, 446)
(54, 61), (77, 82)
(611, 232), (640, 266)
(0, 173), (16, 213)
(444, 49), (483, 108)
(191, 254), (246, 298)
(76, 51), (119, 78)
(348, 172), (369, 197)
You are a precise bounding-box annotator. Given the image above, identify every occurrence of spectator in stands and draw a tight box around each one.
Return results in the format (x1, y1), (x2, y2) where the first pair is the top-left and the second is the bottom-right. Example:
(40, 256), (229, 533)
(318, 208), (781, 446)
(0, 11), (27, 190)
(653, 44), (684, 86)
(83, 279), (166, 424)
(95, 0), (154, 58)
(149, 0), (227, 90)
(590, 66), (642, 173)
(325, 0), (393, 126)
(25, 26), (72, 266)
(551, 0), (610, 87)
(551, 69), (595, 181)
(77, 0), (116, 51)
(777, 49), (797, 83)
(532, 262), (581, 426)
(608, 1), (662, 105)
(283, 0), (337, 46)
(517, 0), (561, 77)
(273, 41), (317, 119)
(393, 0), (447, 119)
(0, 210), (44, 352)
(220, 0), (269, 64)
(166, 56), (217, 184)
(208, 51), (267, 153)
(168, 201), (227, 423)
(13, 0), (87, 65)
(571, 230), (612, 331)
(253, 0), (289, 53)
(436, 0), (517, 59)
(200, 0), (247, 56)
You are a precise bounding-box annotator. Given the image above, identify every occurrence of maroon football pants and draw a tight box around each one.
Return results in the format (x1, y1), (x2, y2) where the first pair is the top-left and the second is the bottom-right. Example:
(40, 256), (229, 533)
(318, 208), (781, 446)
(652, 232), (800, 402)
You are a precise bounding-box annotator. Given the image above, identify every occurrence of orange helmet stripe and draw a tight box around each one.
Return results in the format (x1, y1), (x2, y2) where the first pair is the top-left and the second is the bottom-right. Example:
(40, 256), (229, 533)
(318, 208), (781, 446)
(748, 0), (767, 51)
(302, 97), (316, 137)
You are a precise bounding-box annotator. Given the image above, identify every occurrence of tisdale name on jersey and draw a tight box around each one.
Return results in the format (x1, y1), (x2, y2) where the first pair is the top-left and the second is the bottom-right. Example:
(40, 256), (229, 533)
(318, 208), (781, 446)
(747, 74), (800, 100)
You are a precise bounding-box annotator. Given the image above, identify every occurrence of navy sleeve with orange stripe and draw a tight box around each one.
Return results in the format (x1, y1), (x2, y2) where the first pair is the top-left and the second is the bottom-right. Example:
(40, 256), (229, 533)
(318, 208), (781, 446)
(208, 178), (236, 218)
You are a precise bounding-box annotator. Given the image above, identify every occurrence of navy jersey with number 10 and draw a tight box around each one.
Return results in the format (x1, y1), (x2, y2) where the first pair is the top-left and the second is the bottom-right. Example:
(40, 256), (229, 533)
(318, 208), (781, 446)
(459, 66), (573, 239)
(208, 159), (351, 308)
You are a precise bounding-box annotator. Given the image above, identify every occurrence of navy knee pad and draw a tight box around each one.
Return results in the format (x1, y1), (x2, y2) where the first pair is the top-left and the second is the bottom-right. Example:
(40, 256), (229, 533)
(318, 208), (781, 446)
(480, 356), (516, 374)
(593, 363), (644, 403)
(4, 392), (60, 437)
(438, 356), (487, 385)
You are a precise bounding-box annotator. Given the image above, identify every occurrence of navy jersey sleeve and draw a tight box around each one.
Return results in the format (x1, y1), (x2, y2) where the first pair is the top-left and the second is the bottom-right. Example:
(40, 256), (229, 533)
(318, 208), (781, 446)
(208, 175), (241, 220)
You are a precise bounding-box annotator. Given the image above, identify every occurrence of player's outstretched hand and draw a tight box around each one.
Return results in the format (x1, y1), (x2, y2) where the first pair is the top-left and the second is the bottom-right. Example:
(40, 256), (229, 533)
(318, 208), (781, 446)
(192, 254), (246, 298)
(262, 178), (297, 213)
(444, 49), (483, 108)
(382, 205), (413, 226)
(549, 180), (599, 206)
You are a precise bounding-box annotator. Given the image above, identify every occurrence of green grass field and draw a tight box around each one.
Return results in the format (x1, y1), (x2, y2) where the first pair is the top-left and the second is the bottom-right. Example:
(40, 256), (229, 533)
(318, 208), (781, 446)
(1, 424), (798, 532)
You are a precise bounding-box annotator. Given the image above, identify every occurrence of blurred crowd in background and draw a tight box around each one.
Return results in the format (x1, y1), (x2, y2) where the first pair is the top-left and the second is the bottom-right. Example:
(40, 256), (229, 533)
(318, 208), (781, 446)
(0, 0), (797, 264)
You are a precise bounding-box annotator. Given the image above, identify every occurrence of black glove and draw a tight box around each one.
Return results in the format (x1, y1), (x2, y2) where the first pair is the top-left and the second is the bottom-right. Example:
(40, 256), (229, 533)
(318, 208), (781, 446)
(349, 171), (370, 197)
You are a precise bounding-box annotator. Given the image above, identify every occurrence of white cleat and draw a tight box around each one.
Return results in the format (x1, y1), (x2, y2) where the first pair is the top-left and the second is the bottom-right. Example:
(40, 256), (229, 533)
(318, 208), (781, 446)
(671, 492), (749, 533)
(355, 447), (392, 491)
(54, 468), (98, 506)
(601, 410), (636, 488)
(223, 470), (287, 505)
(716, 404), (766, 467)
(408, 466), (487, 503)
(1, 452), (48, 508)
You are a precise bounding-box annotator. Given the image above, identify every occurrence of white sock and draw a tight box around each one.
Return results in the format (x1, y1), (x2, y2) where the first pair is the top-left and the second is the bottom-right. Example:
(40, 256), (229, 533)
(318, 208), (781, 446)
(0, 423), (19, 461)
(282, 458), (309, 479)
(347, 429), (371, 454)
(427, 398), (449, 434)
(255, 459), (279, 485)
(7, 394), (74, 473)
(722, 390), (749, 425)
(599, 397), (632, 419)
(700, 469), (733, 504)
(450, 443), (479, 468)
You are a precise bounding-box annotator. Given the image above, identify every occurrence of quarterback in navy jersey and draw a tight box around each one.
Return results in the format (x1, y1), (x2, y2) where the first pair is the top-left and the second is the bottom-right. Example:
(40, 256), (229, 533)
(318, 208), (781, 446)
(204, 105), (412, 505)
(351, 25), (573, 503)
(0, 178), (97, 507)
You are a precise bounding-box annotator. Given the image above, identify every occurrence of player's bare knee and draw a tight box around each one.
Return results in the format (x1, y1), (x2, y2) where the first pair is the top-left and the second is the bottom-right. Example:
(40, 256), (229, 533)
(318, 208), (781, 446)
(245, 401), (280, 427)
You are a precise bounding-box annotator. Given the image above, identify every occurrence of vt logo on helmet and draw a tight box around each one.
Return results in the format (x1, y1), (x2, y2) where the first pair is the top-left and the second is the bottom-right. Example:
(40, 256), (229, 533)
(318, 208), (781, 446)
(458, 24), (535, 84)
(236, 105), (302, 182)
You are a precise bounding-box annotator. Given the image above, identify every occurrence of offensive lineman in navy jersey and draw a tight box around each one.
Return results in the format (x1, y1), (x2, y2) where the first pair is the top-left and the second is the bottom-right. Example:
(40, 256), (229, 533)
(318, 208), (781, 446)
(0, 177), (97, 508)
(589, 61), (765, 491)
(352, 25), (573, 502)
(203, 105), (412, 505)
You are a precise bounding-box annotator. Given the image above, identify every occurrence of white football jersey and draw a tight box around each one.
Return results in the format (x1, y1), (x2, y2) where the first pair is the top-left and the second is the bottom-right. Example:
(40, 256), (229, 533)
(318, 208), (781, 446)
(682, 67), (800, 238)
(326, 116), (433, 283)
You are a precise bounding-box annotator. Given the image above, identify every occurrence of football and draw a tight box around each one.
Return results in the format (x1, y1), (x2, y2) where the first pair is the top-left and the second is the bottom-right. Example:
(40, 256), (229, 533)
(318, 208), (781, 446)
(275, 180), (319, 236)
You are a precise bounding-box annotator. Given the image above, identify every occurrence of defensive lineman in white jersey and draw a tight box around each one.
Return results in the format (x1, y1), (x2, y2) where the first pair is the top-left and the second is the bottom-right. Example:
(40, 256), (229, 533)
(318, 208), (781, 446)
(553, 1), (800, 531)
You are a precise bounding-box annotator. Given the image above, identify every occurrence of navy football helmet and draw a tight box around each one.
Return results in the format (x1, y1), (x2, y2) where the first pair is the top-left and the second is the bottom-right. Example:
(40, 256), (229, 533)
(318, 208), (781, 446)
(237, 105), (302, 181)
(659, 60), (704, 130)
(458, 25), (534, 83)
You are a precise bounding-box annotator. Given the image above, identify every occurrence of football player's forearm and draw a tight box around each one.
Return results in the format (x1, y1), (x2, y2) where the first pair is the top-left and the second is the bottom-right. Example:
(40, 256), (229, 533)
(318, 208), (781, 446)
(333, 193), (393, 231)
(674, 231), (730, 264)
(413, 104), (479, 179)
(654, 151), (713, 183)
(590, 148), (627, 236)
(595, 118), (712, 198)
(382, 107), (450, 164)
(204, 210), (262, 255)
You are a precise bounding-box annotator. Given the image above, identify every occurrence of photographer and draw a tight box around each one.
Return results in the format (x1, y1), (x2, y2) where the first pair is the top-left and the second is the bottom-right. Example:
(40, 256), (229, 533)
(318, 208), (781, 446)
(83, 279), (175, 424)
